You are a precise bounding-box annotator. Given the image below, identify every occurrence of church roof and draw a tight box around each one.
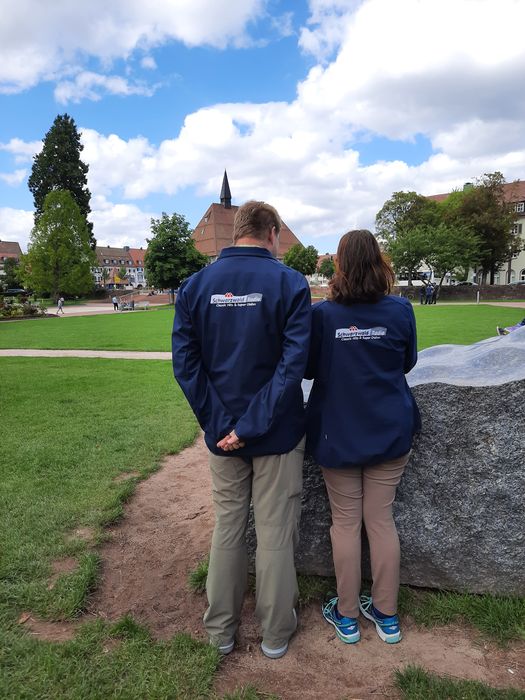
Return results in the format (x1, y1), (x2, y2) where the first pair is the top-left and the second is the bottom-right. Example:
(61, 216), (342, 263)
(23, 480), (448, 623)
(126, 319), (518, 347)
(192, 202), (302, 259)
(192, 172), (302, 259)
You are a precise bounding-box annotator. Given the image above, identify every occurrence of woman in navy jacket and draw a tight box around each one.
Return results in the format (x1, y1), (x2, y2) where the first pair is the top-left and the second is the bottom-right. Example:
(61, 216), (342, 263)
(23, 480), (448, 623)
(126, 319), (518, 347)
(306, 229), (420, 645)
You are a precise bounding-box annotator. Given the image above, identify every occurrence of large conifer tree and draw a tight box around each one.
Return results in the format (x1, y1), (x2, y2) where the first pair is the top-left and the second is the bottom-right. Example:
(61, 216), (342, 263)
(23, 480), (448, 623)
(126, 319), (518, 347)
(28, 114), (95, 248)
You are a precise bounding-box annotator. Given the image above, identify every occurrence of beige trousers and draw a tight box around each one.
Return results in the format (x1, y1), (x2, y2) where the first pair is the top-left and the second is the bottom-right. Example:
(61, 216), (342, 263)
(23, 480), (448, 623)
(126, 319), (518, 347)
(205, 437), (304, 649)
(321, 452), (410, 618)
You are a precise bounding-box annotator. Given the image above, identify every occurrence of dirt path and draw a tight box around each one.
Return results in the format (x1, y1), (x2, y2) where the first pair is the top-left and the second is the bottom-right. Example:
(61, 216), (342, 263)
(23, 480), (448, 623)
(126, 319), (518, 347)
(86, 434), (524, 700)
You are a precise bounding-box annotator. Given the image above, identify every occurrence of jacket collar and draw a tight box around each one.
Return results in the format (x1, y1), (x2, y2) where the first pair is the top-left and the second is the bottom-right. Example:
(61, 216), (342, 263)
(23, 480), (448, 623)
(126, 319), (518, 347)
(219, 246), (275, 260)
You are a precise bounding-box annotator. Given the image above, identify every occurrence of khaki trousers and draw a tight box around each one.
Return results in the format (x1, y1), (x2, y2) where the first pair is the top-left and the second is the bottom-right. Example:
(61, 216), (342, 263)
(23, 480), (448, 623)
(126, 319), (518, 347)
(321, 452), (410, 618)
(205, 437), (304, 649)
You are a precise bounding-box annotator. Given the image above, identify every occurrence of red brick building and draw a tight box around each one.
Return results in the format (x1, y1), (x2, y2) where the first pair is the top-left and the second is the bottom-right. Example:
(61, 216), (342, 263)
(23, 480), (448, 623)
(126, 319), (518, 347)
(192, 171), (302, 261)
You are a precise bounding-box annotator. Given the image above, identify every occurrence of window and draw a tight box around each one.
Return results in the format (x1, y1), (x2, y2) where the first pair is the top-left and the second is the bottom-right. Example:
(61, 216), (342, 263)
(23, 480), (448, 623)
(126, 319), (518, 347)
(511, 223), (523, 235)
(513, 202), (524, 213)
(520, 269), (525, 282)
(104, 259), (109, 263)
(112, 259), (116, 263)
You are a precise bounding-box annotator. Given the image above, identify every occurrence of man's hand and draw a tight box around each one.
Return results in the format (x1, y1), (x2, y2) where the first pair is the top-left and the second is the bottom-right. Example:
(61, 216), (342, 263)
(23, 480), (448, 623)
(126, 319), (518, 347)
(217, 430), (245, 451)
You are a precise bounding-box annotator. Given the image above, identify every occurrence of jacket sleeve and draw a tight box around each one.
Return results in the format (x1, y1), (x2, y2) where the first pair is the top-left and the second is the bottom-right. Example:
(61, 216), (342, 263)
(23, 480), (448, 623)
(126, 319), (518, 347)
(304, 304), (323, 379)
(404, 302), (418, 373)
(172, 285), (236, 440)
(234, 280), (311, 442)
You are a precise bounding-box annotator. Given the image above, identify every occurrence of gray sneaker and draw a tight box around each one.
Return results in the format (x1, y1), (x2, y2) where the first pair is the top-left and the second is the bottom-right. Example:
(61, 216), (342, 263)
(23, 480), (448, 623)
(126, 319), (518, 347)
(260, 609), (297, 659)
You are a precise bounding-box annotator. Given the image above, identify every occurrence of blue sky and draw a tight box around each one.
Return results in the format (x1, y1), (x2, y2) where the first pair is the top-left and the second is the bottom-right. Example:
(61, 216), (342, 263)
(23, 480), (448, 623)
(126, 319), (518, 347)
(2, 0), (525, 253)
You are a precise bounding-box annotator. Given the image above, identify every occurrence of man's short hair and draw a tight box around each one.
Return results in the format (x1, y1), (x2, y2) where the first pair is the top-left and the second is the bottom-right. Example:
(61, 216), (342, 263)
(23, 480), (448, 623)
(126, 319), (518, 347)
(233, 200), (282, 242)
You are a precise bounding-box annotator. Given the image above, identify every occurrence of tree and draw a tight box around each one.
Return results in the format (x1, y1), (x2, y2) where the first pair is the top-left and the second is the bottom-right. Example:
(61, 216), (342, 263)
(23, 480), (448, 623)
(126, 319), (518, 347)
(20, 190), (96, 300)
(28, 114), (95, 248)
(446, 173), (520, 284)
(101, 268), (110, 288)
(422, 223), (480, 289)
(116, 266), (128, 285)
(318, 257), (335, 279)
(385, 225), (429, 286)
(144, 212), (208, 291)
(375, 191), (439, 242)
(2, 258), (21, 290)
(283, 244), (319, 276)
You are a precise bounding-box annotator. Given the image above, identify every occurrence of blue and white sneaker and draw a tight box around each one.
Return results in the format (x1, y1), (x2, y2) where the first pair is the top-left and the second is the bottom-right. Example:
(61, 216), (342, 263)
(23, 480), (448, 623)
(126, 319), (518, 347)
(359, 594), (402, 644)
(322, 597), (360, 644)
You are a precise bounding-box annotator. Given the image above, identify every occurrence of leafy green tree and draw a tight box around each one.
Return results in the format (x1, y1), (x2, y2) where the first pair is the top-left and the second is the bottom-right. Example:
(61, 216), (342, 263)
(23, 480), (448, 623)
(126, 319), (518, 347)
(117, 266), (128, 283)
(20, 190), (96, 300)
(439, 173), (520, 284)
(318, 257), (335, 278)
(375, 191), (439, 242)
(101, 268), (110, 287)
(283, 243), (319, 276)
(385, 225), (429, 286)
(422, 223), (480, 289)
(2, 257), (22, 290)
(144, 212), (208, 291)
(28, 114), (95, 248)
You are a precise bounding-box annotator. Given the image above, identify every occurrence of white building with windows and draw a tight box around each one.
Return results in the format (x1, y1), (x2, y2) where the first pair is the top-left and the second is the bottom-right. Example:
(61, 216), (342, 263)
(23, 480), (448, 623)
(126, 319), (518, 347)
(93, 246), (146, 289)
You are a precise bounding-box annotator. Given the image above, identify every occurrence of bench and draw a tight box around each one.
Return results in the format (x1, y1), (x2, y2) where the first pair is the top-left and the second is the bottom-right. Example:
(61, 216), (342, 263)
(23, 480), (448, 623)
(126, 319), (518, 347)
(119, 301), (149, 312)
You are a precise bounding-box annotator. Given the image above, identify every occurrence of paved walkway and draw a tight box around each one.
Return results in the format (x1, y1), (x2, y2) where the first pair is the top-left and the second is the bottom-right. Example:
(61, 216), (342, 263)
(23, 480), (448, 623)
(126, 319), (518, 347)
(47, 303), (167, 317)
(0, 349), (171, 360)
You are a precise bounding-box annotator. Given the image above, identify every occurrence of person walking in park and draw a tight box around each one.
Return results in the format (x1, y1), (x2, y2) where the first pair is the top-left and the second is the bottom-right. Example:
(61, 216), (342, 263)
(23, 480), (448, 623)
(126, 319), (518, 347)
(305, 229), (421, 645)
(112, 295), (119, 311)
(172, 200), (311, 659)
(57, 297), (65, 315)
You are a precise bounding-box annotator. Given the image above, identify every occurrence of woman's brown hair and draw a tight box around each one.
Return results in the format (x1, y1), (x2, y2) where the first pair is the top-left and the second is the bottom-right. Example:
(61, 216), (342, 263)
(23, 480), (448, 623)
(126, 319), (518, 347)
(329, 229), (395, 304)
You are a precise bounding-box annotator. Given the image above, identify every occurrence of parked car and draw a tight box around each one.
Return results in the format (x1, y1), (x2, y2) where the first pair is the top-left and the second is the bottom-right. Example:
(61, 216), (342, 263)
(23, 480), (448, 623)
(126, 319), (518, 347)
(2, 288), (29, 296)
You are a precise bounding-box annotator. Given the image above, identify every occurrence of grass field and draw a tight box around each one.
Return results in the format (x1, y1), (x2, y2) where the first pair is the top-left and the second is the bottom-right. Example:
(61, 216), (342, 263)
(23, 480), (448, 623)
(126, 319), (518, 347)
(0, 303), (524, 352)
(1, 306), (524, 699)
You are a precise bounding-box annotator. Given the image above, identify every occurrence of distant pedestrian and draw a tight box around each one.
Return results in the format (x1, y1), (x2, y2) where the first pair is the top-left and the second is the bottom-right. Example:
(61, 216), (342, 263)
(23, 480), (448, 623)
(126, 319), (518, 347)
(57, 297), (65, 315)
(419, 286), (425, 304)
(112, 295), (119, 311)
(431, 285), (438, 304)
(425, 284), (433, 305)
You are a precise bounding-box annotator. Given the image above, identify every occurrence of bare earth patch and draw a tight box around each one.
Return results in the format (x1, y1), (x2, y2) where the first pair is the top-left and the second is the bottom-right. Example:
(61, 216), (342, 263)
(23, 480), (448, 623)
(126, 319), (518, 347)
(18, 613), (78, 642)
(47, 557), (79, 590)
(87, 434), (525, 699)
(67, 526), (96, 544)
(113, 471), (141, 483)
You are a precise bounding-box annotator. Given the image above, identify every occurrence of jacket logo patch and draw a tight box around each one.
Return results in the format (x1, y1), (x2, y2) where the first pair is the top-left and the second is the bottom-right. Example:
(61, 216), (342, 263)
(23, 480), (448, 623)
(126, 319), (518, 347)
(335, 326), (387, 341)
(210, 292), (263, 307)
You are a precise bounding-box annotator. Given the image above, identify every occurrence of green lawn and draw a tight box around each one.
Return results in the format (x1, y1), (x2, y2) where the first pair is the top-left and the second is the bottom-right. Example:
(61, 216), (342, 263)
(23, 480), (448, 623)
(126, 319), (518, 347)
(0, 358), (225, 699)
(2, 306), (524, 699)
(0, 303), (524, 351)
(0, 306), (174, 351)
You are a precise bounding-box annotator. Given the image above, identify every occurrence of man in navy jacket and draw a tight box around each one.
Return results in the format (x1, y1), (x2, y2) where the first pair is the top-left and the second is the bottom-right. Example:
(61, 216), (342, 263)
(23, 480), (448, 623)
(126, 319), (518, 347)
(172, 200), (311, 659)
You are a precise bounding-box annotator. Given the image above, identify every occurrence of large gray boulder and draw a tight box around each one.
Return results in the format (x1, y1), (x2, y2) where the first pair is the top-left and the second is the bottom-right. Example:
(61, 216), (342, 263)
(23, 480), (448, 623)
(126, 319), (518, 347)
(248, 327), (525, 596)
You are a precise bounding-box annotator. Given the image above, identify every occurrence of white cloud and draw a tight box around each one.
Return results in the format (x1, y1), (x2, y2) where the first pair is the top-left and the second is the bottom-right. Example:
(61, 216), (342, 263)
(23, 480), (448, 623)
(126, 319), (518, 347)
(0, 208), (33, 251)
(54, 71), (158, 104)
(0, 138), (42, 163)
(0, 0), (266, 93)
(140, 56), (157, 70)
(0, 169), (27, 187)
(89, 196), (154, 248)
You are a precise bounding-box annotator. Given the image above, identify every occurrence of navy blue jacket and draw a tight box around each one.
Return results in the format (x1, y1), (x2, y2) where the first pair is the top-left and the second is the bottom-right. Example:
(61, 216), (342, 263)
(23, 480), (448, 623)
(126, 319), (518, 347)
(172, 246), (311, 456)
(305, 295), (421, 469)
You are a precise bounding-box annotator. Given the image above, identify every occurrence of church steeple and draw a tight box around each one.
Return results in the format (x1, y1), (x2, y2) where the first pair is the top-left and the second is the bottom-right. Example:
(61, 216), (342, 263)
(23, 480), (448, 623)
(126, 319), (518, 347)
(220, 170), (232, 209)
